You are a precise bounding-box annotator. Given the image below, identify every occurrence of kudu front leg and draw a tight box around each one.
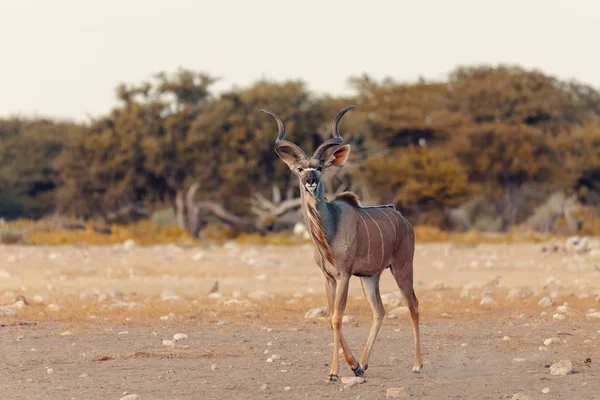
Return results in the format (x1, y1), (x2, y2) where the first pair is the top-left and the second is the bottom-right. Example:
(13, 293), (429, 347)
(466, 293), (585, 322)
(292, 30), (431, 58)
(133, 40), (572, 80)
(325, 277), (362, 381)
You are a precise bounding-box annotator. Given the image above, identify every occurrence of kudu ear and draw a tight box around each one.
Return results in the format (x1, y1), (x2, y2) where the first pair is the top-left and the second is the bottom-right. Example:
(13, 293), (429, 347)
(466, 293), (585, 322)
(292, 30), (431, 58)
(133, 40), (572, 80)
(324, 145), (351, 168)
(275, 148), (300, 170)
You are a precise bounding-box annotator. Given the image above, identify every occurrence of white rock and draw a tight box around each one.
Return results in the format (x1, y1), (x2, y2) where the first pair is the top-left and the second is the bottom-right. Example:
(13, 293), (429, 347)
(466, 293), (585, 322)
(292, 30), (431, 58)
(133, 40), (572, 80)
(511, 395), (532, 400)
(173, 333), (188, 341)
(556, 304), (572, 314)
(341, 376), (365, 386)
(80, 373), (88, 378)
(60, 331), (72, 336)
(162, 339), (175, 347)
(550, 359), (573, 375)
(271, 354), (281, 360)
(304, 306), (328, 319)
(553, 313), (566, 321)
(211, 364), (218, 371)
(284, 386), (291, 391)
(512, 358), (526, 363)
(46, 368), (54, 374)
(47, 304), (61, 312)
(266, 358), (273, 363)
(159, 312), (176, 321)
(542, 387), (551, 394)
(120, 395), (140, 400)
(122, 239), (136, 250)
(503, 336), (510, 341)
(586, 311), (600, 320)
(260, 384), (268, 391)
(480, 296), (496, 306)
(538, 296), (553, 308)
(386, 387), (407, 398)
(32, 295), (44, 304)
(255, 273), (268, 281)
(538, 346), (548, 351)
(544, 337), (561, 346)
(342, 315), (355, 324)
(208, 292), (223, 299)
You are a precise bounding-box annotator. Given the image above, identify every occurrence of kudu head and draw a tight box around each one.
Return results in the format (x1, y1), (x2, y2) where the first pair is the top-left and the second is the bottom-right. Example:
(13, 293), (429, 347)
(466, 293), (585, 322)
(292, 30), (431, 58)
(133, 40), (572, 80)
(260, 106), (354, 197)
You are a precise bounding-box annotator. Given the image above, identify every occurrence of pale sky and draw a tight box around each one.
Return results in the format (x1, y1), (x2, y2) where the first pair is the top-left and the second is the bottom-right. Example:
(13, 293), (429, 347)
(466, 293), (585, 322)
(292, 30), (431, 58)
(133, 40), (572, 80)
(2, 0), (600, 122)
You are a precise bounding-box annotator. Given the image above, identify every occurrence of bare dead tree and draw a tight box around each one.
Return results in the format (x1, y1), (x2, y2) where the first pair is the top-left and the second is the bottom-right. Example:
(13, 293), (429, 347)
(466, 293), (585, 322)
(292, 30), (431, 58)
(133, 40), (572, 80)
(174, 182), (303, 237)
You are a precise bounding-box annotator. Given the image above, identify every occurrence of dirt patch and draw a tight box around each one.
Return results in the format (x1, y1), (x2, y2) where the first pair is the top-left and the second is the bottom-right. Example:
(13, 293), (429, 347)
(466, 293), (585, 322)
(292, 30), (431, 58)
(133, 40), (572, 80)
(0, 242), (599, 399)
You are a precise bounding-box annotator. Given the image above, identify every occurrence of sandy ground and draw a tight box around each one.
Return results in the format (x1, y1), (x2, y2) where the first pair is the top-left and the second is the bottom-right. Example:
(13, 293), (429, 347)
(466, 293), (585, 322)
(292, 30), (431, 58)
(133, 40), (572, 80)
(1, 241), (600, 399)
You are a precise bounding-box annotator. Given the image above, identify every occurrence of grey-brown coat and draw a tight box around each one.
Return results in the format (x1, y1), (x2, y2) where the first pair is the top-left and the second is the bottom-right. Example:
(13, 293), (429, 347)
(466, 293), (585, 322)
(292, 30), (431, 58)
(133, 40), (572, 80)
(261, 106), (422, 381)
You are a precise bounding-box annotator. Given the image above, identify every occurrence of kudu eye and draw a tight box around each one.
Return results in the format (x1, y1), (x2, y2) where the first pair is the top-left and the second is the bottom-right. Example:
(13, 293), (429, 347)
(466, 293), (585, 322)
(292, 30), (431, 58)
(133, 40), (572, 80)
(316, 166), (323, 171)
(297, 167), (303, 173)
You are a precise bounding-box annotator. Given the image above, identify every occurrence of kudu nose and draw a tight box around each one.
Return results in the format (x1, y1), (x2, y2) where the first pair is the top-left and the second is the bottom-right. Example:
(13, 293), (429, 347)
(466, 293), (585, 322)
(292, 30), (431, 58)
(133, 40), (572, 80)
(306, 178), (317, 185)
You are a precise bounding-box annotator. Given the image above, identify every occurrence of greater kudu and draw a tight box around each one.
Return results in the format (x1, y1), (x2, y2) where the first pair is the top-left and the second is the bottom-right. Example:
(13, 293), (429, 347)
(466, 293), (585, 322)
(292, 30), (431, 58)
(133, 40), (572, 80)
(260, 107), (422, 381)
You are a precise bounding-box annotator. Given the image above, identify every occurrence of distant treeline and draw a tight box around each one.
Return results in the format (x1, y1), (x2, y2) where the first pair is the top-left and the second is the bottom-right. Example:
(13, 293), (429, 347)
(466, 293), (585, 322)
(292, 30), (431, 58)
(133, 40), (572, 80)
(1, 65), (599, 233)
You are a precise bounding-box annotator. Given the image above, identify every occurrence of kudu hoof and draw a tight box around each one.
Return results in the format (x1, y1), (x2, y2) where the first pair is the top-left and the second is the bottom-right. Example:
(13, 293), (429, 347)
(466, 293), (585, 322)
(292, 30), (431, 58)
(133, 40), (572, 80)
(352, 363), (365, 377)
(329, 374), (339, 382)
(412, 364), (423, 373)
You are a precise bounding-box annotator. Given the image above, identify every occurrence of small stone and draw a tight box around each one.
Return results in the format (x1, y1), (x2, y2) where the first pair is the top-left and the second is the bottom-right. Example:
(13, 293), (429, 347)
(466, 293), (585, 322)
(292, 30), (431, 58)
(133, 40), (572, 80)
(556, 305), (571, 314)
(260, 384), (267, 391)
(60, 331), (72, 336)
(80, 373), (88, 378)
(118, 331), (129, 335)
(341, 376), (365, 386)
(46, 368), (54, 374)
(211, 364), (217, 371)
(480, 296), (496, 306)
(266, 358), (273, 363)
(159, 312), (176, 321)
(460, 343), (468, 347)
(120, 395), (140, 400)
(538, 296), (553, 308)
(173, 333), (188, 341)
(553, 313), (566, 321)
(512, 358), (526, 363)
(586, 311), (600, 320)
(538, 346), (549, 352)
(256, 273), (268, 281)
(550, 359), (573, 375)
(386, 387), (407, 398)
(511, 395), (532, 400)
(217, 320), (229, 326)
(503, 336), (510, 341)
(47, 304), (61, 312)
(544, 337), (560, 346)
(542, 387), (551, 394)
(162, 339), (175, 347)
(284, 386), (291, 391)
(342, 315), (355, 324)
(304, 306), (328, 319)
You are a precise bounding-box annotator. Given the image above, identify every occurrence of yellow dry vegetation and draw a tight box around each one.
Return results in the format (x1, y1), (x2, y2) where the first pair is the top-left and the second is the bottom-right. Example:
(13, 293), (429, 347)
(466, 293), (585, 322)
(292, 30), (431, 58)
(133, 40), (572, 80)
(2, 218), (597, 247)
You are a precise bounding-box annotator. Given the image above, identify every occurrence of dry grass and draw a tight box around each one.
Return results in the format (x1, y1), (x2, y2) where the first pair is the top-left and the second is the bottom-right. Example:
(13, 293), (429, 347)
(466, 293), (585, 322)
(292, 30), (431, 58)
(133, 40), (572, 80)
(0, 218), (583, 247)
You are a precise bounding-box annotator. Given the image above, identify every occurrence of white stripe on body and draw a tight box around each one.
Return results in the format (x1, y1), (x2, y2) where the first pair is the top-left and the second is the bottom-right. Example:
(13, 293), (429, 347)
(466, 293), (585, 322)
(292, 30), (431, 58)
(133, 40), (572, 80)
(356, 211), (371, 263)
(363, 210), (385, 267)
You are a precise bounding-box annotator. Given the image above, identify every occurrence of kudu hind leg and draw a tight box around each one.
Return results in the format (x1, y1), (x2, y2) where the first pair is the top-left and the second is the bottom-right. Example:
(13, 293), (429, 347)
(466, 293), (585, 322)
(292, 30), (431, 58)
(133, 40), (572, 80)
(358, 274), (385, 373)
(390, 262), (423, 373)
